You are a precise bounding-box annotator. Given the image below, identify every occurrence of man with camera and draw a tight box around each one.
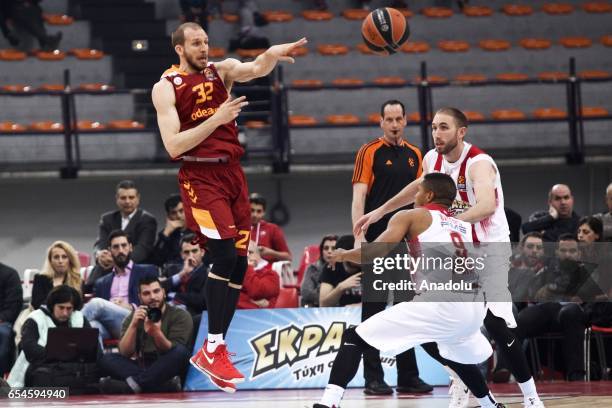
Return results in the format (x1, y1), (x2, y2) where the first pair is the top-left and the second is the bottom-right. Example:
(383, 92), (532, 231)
(99, 276), (193, 394)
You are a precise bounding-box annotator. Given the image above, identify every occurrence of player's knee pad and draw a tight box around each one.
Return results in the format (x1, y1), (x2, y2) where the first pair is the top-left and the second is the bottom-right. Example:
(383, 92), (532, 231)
(229, 256), (248, 286)
(208, 239), (238, 280)
(342, 327), (369, 351)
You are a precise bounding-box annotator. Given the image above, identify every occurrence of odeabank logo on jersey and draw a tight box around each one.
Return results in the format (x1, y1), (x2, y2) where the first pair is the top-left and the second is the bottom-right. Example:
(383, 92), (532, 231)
(248, 322), (347, 379)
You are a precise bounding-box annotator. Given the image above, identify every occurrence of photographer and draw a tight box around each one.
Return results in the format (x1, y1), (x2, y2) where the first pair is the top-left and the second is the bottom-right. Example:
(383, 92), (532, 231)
(99, 276), (192, 394)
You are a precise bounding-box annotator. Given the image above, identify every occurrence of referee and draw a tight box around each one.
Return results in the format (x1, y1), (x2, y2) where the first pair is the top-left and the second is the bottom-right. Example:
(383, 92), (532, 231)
(351, 100), (432, 395)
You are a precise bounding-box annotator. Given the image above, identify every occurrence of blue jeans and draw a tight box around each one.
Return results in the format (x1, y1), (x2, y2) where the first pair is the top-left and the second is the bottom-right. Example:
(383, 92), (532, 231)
(0, 322), (14, 374)
(99, 344), (191, 391)
(82, 298), (130, 341)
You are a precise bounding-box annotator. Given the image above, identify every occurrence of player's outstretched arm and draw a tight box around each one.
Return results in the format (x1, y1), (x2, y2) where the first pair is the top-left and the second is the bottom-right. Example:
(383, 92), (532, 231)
(456, 160), (497, 223)
(218, 37), (308, 83)
(152, 79), (247, 159)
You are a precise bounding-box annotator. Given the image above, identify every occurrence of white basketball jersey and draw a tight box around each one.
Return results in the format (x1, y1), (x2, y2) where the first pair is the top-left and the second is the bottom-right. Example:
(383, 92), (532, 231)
(423, 142), (510, 243)
(417, 205), (473, 244)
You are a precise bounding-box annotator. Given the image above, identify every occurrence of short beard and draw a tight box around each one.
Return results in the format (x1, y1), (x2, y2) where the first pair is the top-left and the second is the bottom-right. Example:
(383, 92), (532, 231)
(185, 53), (205, 72)
(113, 253), (131, 268)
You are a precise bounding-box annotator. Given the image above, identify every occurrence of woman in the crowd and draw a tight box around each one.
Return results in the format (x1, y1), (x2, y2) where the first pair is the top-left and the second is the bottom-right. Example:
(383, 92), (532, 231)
(300, 234), (338, 307)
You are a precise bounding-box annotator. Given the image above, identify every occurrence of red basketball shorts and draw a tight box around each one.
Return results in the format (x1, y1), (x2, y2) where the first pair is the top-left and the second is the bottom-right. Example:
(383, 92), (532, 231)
(178, 161), (251, 256)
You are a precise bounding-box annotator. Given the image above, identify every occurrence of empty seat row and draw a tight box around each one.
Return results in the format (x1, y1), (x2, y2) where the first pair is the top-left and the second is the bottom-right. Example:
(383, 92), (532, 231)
(288, 106), (610, 126)
(0, 119), (145, 133)
(0, 48), (105, 61)
(0, 83), (114, 92)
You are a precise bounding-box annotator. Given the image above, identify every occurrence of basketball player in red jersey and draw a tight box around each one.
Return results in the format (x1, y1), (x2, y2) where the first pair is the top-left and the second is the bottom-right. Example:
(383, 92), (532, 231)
(354, 108), (544, 408)
(152, 22), (306, 393)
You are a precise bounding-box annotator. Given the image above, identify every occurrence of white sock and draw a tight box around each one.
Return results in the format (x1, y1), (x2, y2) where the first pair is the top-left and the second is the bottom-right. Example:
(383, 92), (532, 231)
(206, 333), (224, 353)
(319, 384), (344, 408)
(476, 392), (498, 408)
(518, 377), (540, 401)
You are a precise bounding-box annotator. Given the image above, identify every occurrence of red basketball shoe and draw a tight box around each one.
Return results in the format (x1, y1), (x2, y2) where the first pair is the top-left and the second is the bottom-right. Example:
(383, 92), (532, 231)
(190, 340), (245, 384)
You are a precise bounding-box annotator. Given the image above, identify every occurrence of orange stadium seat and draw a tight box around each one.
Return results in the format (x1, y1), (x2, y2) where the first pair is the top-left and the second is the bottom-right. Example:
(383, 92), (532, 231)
(491, 109), (526, 120)
(39, 83), (64, 91)
(582, 1), (612, 13)
(401, 41), (430, 53)
(326, 114), (360, 125)
(263, 10), (293, 23)
(107, 120), (145, 129)
(373, 76), (407, 86)
(406, 112), (424, 122)
(503, 4), (534, 16)
(78, 83), (114, 91)
(30, 121), (64, 132)
(496, 72), (530, 82)
(236, 48), (266, 58)
(0, 49), (27, 61)
(222, 13), (239, 23)
(581, 106), (609, 117)
(208, 47), (226, 58)
(244, 120), (268, 129)
(397, 8), (414, 18)
(479, 39), (511, 51)
(2, 84), (32, 92)
(464, 111), (486, 121)
(422, 7), (453, 18)
(296, 244), (320, 285)
(601, 35), (612, 46)
(463, 5), (494, 16)
(78, 251), (90, 268)
(356, 43), (376, 55)
(520, 38), (552, 50)
(533, 108), (567, 119)
(331, 78), (365, 87)
(71, 48), (104, 60)
(542, 3), (574, 14)
(291, 79), (323, 89)
(317, 44), (349, 56)
(36, 50), (65, 60)
(413, 75), (449, 84)
(288, 46), (308, 57)
(43, 14), (74, 25)
(560, 36), (593, 48)
(275, 287), (299, 308)
(438, 40), (470, 52)
(579, 70), (611, 79)
(301, 10), (334, 21)
(342, 9), (370, 20)
(367, 113), (382, 123)
(0, 121), (26, 132)
(538, 71), (569, 81)
(77, 120), (106, 131)
(289, 115), (317, 126)
(454, 73), (488, 83)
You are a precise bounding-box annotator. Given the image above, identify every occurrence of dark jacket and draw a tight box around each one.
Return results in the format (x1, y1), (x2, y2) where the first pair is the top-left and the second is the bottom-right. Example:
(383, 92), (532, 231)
(0, 262), (23, 324)
(161, 263), (208, 315)
(93, 264), (158, 305)
(150, 228), (186, 267)
(521, 210), (580, 242)
(93, 208), (157, 263)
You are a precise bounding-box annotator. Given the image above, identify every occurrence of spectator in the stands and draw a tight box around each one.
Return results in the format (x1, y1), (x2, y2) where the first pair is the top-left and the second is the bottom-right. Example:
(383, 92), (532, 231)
(7, 286), (93, 388)
(576, 216), (611, 297)
(0, 1), (19, 46)
(13, 241), (83, 347)
(522, 184), (580, 242)
(99, 276), (192, 394)
(300, 234), (337, 307)
(161, 233), (208, 317)
(83, 230), (158, 341)
(237, 241), (280, 309)
(319, 235), (362, 307)
(151, 194), (188, 268)
(5, 0), (62, 50)
(93, 180), (157, 270)
(0, 263), (22, 376)
(179, 0), (210, 31)
(229, 0), (269, 51)
(249, 192), (292, 262)
(594, 182), (612, 242)
(508, 232), (546, 304)
(505, 207), (522, 242)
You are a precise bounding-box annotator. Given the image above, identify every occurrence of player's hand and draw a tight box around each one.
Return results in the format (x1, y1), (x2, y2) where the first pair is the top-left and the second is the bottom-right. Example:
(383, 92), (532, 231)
(353, 209), (383, 237)
(214, 95), (248, 124)
(329, 249), (347, 270)
(268, 37), (308, 64)
(339, 272), (362, 291)
(548, 205), (559, 220)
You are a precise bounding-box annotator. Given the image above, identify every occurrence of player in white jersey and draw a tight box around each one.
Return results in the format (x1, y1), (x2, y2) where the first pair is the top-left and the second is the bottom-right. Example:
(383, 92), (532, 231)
(314, 173), (505, 408)
(354, 107), (543, 408)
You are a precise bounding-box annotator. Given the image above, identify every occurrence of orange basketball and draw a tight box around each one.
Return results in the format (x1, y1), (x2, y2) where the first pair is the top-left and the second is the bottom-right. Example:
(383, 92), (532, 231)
(361, 7), (410, 55)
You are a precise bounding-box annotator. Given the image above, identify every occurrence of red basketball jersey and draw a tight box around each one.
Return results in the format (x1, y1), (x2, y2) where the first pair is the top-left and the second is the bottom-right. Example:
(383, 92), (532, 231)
(161, 63), (244, 160)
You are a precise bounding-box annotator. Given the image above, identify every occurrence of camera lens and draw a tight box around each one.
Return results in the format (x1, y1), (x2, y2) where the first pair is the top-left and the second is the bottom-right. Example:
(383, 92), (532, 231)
(146, 307), (162, 323)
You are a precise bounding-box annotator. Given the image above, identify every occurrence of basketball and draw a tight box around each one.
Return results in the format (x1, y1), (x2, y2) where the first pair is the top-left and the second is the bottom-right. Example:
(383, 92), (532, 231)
(361, 7), (410, 55)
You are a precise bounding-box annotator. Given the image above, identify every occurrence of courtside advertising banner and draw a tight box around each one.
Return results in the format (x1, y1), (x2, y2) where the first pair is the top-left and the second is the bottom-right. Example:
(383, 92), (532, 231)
(185, 307), (449, 390)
